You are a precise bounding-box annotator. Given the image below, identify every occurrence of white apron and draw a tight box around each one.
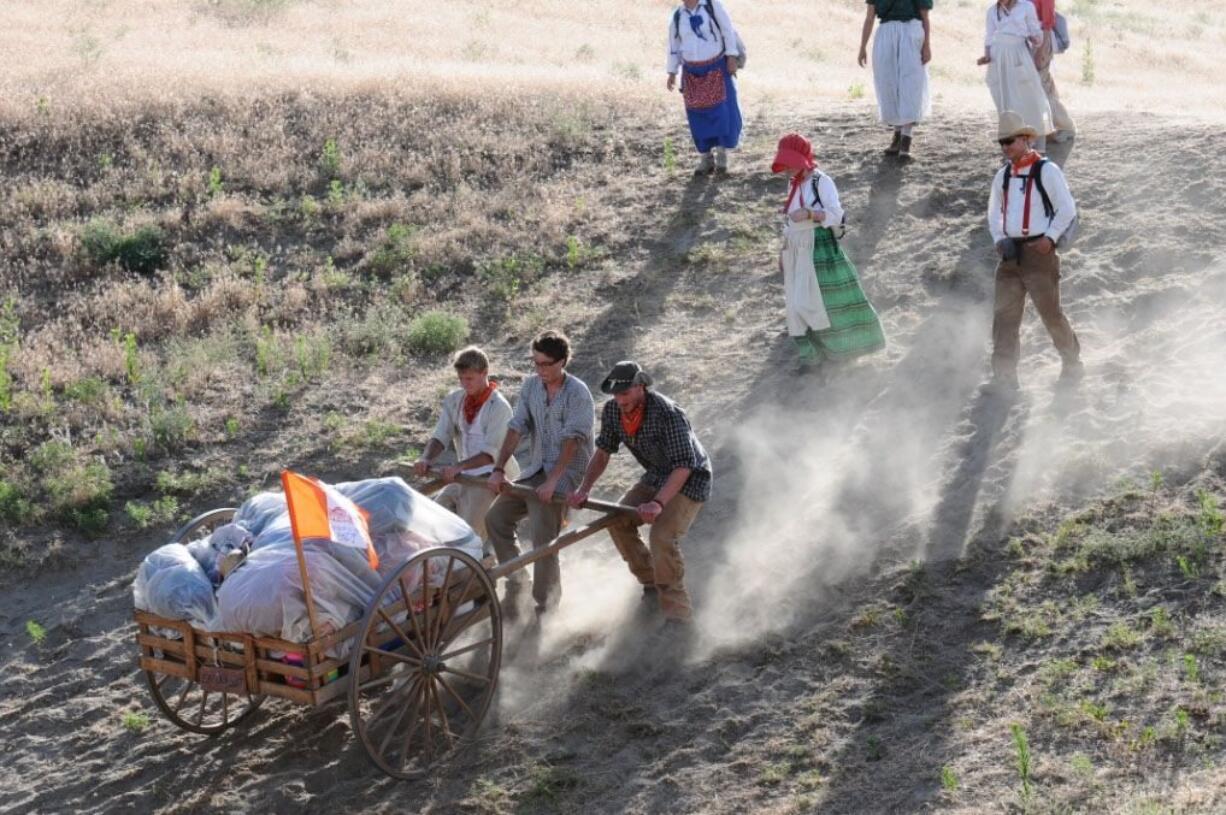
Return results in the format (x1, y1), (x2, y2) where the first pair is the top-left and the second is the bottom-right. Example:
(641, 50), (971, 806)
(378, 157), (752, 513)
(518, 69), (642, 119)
(987, 34), (1053, 137)
(780, 220), (830, 336)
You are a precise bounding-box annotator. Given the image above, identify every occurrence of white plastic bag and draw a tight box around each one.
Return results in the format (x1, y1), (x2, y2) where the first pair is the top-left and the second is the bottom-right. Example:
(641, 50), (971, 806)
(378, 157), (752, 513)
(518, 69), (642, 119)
(336, 477), (482, 563)
(212, 542), (375, 647)
(133, 543), (217, 627)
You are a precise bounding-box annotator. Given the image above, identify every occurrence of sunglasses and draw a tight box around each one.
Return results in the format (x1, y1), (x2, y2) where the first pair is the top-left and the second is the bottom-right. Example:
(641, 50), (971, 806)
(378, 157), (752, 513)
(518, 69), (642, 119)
(998, 136), (1020, 146)
(532, 357), (562, 369)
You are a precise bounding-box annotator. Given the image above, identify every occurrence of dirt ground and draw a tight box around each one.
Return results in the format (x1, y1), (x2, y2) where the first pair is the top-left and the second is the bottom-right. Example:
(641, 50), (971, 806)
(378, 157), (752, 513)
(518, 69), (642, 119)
(2, 101), (1225, 813)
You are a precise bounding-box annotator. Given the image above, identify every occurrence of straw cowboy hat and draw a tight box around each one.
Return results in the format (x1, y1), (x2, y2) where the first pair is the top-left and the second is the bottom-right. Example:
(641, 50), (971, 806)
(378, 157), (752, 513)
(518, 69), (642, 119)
(998, 110), (1038, 140)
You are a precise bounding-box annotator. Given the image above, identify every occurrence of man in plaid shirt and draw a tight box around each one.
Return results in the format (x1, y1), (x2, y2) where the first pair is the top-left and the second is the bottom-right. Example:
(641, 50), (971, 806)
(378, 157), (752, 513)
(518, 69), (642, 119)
(569, 361), (711, 624)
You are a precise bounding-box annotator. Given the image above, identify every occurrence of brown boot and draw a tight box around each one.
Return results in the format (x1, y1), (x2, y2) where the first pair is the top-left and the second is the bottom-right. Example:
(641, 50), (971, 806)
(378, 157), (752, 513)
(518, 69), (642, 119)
(884, 130), (902, 155)
(898, 135), (913, 159)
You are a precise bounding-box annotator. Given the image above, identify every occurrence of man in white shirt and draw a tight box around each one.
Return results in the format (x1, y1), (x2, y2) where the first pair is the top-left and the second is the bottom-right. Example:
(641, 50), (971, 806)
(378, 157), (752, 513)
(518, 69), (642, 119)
(986, 111), (1082, 391)
(414, 346), (518, 544)
(666, 0), (743, 176)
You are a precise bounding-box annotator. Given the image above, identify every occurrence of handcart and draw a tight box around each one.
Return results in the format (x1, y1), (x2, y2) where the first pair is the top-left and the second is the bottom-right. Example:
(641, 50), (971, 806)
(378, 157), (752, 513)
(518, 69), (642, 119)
(133, 470), (638, 778)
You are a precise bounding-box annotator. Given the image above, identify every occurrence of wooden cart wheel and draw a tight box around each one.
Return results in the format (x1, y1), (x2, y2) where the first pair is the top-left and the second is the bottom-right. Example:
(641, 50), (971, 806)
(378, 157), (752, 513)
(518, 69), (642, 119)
(143, 506), (264, 734)
(348, 547), (502, 778)
(145, 664), (264, 735)
(170, 507), (239, 547)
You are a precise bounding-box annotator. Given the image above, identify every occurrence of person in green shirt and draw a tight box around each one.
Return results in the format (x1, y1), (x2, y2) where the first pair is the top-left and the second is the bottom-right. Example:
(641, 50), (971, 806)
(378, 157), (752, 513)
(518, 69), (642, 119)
(857, 0), (934, 158)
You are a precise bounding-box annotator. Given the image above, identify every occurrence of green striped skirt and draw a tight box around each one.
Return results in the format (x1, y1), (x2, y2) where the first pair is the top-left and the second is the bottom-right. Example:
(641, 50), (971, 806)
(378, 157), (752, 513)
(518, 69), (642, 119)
(802, 228), (886, 360)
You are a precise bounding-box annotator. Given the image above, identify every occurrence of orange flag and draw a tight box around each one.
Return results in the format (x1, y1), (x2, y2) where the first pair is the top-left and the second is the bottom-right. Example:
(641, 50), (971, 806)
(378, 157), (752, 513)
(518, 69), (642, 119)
(281, 469), (379, 570)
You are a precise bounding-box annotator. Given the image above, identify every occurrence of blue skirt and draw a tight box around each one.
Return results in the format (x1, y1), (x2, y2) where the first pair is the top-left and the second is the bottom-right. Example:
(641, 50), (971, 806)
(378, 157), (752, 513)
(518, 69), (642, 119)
(682, 58), (742, 153)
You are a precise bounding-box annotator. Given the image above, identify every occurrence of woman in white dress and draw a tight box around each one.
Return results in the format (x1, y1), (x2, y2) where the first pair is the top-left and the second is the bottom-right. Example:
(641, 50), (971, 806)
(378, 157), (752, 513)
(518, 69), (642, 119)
(977, 0), (1053, 152)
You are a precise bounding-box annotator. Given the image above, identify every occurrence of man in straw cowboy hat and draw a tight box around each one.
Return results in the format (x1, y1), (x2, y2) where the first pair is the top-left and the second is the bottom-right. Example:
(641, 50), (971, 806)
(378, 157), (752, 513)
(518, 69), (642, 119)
(569, 361), (711, 625)
(987, 110), (1082, 391)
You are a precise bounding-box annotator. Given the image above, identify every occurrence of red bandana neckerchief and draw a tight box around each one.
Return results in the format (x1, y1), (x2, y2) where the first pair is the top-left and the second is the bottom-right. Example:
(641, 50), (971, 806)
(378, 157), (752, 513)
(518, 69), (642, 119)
(1003, 149), (1042, 236)
(782, 169), (817, 214)
(620, 401), (645, 439)
(1010, 149), (1041, 174)
(462, 381), (498, 425)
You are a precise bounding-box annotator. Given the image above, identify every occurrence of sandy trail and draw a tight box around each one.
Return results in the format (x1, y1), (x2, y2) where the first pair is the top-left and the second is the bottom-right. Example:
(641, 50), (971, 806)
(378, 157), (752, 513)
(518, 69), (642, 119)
(1, 110), (1224, 813)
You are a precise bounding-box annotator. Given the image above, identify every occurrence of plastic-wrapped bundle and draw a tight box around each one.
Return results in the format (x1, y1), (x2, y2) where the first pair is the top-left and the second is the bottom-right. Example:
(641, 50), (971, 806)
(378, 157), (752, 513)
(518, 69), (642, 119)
(133, 543), (217, 627)
(185, 523), (254, 585)
(212, 541), (375, 646)
(233, 492), (286, 539)
(211, 478), (483, 650)
(336, 477), (482, 565)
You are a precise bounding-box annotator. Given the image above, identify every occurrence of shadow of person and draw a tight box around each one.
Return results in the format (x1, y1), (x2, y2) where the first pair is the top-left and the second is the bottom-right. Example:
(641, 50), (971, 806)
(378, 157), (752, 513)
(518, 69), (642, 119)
(924, 384), (1025, 561)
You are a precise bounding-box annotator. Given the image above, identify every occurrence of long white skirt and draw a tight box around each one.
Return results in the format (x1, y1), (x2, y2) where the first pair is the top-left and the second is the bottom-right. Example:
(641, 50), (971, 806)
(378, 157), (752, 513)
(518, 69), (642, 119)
(780, 222), (830, 336)
(872, 20), (931, 126)
(987, 34), (1053, 137)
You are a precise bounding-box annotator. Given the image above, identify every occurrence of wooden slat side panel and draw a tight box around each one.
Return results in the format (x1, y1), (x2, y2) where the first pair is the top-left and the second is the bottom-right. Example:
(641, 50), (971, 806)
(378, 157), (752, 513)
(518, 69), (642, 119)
(140, 657), (192, 679)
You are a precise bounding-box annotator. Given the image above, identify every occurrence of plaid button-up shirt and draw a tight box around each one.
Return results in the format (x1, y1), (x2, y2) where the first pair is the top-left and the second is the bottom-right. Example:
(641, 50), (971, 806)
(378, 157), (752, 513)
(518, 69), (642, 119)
(596, 391), (711, 502)
(507, 372), (595, 491)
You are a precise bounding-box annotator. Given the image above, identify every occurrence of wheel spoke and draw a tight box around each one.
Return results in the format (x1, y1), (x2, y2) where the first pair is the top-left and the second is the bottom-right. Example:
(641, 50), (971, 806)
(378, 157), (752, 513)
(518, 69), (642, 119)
(359, 672), (404, 693)
(377, 607), (422, 659)
(431, 678), (457, 751)
(401, 574), (430, 654)
(173, 680), (191, 714)
(368, 671), (420, 727)
(377, 675), (420, 759)
(435, 672), (477, 726)
(431, 556), (456, 648)
(222, 690), (229, 723)
(362, 645), (422, 668)
(422, 675), (435, 760)
(438, 570), (480, 643)
(440, 664), (493, 685)
(197, 689), (210, 725)
(398, 679), (427, 770)
(440, 636), (496, 662)
(420, 559), (434, 650)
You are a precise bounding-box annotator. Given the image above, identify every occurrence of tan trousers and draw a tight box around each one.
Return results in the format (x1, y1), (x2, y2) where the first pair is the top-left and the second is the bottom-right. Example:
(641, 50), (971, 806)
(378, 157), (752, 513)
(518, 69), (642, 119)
(608, 482), (702, 621)
(485, 471), (567, 608)
(991, 245), (1080, 380)
(435, 482), (496, 543)
(1034, 31), (1076, 136)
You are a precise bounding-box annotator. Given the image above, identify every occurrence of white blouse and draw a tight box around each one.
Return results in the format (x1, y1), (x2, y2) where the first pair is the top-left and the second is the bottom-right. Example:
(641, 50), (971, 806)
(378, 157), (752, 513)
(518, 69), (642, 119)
(985, 0), (1042, 46)
(784, 172), (845, 232)
(666, 0), (741, 74)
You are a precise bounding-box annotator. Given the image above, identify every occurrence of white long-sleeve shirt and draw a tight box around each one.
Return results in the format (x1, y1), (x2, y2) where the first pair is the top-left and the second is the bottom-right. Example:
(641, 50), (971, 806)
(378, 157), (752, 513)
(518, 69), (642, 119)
(987, 159), (1077, 242)
(785, 171), (845, 232)
(985, 0), (1042, 47)
(666, 0), (740, 74)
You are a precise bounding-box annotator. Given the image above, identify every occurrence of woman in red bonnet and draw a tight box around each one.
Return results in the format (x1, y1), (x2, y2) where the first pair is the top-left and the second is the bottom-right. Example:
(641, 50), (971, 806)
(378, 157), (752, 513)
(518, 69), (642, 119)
(771, 134), (886, 372)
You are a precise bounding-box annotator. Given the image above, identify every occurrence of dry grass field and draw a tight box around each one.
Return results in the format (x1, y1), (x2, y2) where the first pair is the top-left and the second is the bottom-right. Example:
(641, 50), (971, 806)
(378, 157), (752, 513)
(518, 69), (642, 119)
(1, 1), (1225, 813)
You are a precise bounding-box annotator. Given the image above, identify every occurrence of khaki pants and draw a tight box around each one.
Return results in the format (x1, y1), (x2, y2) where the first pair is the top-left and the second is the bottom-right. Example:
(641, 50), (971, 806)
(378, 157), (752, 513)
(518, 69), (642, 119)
(485, 471), (567, 608)
(435, 482), (496, 543)
(1034, 31), (1076, 136)
(991, 245), (1080, 380)
(608, 482), (702, 621)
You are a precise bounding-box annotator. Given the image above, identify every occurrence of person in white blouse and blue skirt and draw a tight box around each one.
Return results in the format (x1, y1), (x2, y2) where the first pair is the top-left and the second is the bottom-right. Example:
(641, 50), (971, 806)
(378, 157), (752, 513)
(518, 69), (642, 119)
(666, 0), (744, 176)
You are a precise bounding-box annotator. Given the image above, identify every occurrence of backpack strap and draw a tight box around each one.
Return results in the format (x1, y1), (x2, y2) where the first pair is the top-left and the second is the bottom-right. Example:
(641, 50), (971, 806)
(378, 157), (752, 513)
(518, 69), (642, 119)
(703, 0), (727, 50)
(1030, 159), (1055, 219)
(1002, 161), (1055, 220)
